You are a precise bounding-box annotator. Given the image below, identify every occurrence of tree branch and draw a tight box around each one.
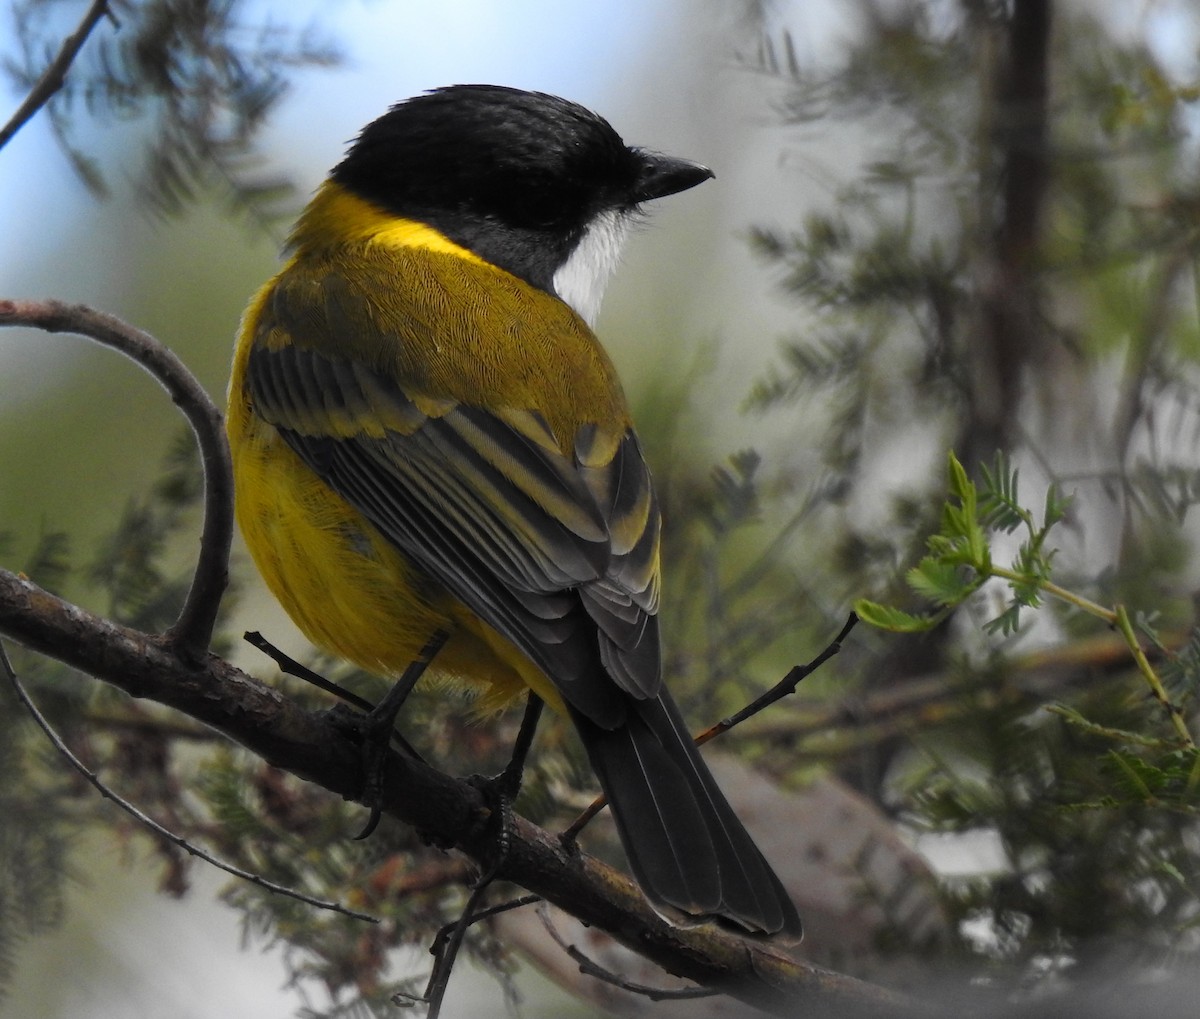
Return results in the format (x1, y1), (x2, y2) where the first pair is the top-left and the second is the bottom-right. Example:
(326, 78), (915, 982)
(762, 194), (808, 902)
(0, 569), (922, 1017)
(0, 300), (924, 1015)
(1, 641), (376, 923)
(0, 0), (116, 152)
(0, 299), (232, 658)
(966, 0), (1053, 470)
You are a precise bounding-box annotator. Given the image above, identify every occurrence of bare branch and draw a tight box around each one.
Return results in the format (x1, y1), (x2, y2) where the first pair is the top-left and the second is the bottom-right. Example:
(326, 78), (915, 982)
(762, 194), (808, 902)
(0, 303), (921, 1014)
(0, 299), (233, 658)
(536, 902), (718, 1001)
(562, 614), (857, 841)
(0, 566), (922, 1018)
(0, 0), (116, 151)
(699, 611), (859, 741)
(244, 630), (375, 713)
(967, 0), (1054, 469)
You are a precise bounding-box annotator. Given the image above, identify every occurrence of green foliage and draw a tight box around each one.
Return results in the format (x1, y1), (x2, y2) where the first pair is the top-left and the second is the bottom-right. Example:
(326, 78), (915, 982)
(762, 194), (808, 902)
(0, 529), (79, 1002)
(746, 7), (1200, 560)
(8, 1), (1200, 1014)
(1157, 629), (1200, 709)
(857, 448), (1200, 987)
(743, 13), (986, 504)
(1, 529), (71, 595)
(1104, 746), (1200, 806)
(908, 703), (1200, 973)
(0, 434), (242, 1005)
(4, 0), (340, 224)
(855, 452), (1068, 636)
(0, 682), (72, 1001)
(745, 1), (1200, 999)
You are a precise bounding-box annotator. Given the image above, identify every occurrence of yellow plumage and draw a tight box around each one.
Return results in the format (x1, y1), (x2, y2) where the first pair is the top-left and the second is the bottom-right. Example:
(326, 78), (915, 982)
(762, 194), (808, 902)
(227, 182), (639, 715)
(225, 84), (799, 936)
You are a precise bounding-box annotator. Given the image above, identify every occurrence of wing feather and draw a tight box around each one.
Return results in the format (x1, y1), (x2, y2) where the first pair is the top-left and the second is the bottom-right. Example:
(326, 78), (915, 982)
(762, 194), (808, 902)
(246, 332), (663, 719)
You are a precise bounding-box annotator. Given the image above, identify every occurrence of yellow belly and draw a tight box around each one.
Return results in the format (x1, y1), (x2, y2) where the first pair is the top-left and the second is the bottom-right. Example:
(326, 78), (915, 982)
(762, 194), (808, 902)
(226, 379), (563, 716)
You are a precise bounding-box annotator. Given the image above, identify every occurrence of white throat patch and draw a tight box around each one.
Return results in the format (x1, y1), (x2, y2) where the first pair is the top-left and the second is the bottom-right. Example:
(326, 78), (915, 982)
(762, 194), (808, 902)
(552, 209), (633, 328)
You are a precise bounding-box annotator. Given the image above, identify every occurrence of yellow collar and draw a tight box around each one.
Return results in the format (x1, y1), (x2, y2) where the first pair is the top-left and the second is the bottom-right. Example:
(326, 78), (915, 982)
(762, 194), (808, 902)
(288, 180), (486, 263)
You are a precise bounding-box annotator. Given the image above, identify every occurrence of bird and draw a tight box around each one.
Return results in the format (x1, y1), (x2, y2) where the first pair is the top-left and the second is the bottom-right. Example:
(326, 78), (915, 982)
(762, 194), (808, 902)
(226, 84), (801, 939)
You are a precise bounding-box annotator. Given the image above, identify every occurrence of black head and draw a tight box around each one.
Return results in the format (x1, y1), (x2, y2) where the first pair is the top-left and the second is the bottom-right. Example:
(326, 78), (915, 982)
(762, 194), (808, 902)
(330, 85), (712, 303)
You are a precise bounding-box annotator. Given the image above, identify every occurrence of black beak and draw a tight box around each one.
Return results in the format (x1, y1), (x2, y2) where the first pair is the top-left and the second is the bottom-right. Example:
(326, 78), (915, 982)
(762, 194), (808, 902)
(631, 152), (714, 203)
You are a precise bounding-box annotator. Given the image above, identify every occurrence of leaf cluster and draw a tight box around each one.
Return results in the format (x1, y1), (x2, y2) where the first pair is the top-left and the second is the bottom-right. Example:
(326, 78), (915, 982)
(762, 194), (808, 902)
(0, 432), (241, 1000)
(909, 698), (1200, 980)
(4, 0), (340, 224)
(0, 676), (72, 1000)
(856, 452), (1070, 637)
(854, 449), (1200, 987)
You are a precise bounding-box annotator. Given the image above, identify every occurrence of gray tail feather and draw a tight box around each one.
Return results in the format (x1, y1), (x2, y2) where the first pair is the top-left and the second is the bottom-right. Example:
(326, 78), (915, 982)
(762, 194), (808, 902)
(570, 694), (802, 939)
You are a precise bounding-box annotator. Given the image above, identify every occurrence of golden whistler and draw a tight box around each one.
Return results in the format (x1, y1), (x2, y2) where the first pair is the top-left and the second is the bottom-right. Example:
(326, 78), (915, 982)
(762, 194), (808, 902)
(227, 85), (800, 937)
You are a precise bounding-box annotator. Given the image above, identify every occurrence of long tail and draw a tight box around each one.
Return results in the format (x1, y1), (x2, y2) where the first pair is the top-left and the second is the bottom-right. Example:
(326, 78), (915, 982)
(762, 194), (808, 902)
(569, 692), (802, 939)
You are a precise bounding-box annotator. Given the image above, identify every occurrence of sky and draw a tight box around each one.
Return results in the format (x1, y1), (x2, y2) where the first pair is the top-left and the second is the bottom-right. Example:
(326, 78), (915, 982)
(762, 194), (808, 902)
(0, 0), (699, 379)
(0, 0), (841, 577)
(0, 0), (857, 395)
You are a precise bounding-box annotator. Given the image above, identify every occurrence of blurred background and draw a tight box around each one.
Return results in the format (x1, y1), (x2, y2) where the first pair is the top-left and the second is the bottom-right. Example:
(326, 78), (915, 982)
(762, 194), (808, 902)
(4, 1), (1200, 1017)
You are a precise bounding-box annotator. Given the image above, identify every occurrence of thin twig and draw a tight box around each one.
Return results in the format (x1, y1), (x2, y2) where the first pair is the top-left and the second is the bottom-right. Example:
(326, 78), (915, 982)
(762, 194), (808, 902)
(242, 630), (426, 769)
(1115, 604), (1196, 749)
(536, 903), (717, 1001)
(425, 882), (490, 1018)
(0, 639), (377, 924)
(441, 892), (542, 930)
(413, 891), (543, 1016)
(244, 630), (375, 713)
(0, 299), (233, 659)
(990, 565), (1116, 623)
(0, 0), (116, 151)
(0, 566), (924, 1017)
(562, 613), (857, 840)
(391, 879), (503, 1017)
(728, 628), (1180, 761)
(696, 611), (859, 743)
